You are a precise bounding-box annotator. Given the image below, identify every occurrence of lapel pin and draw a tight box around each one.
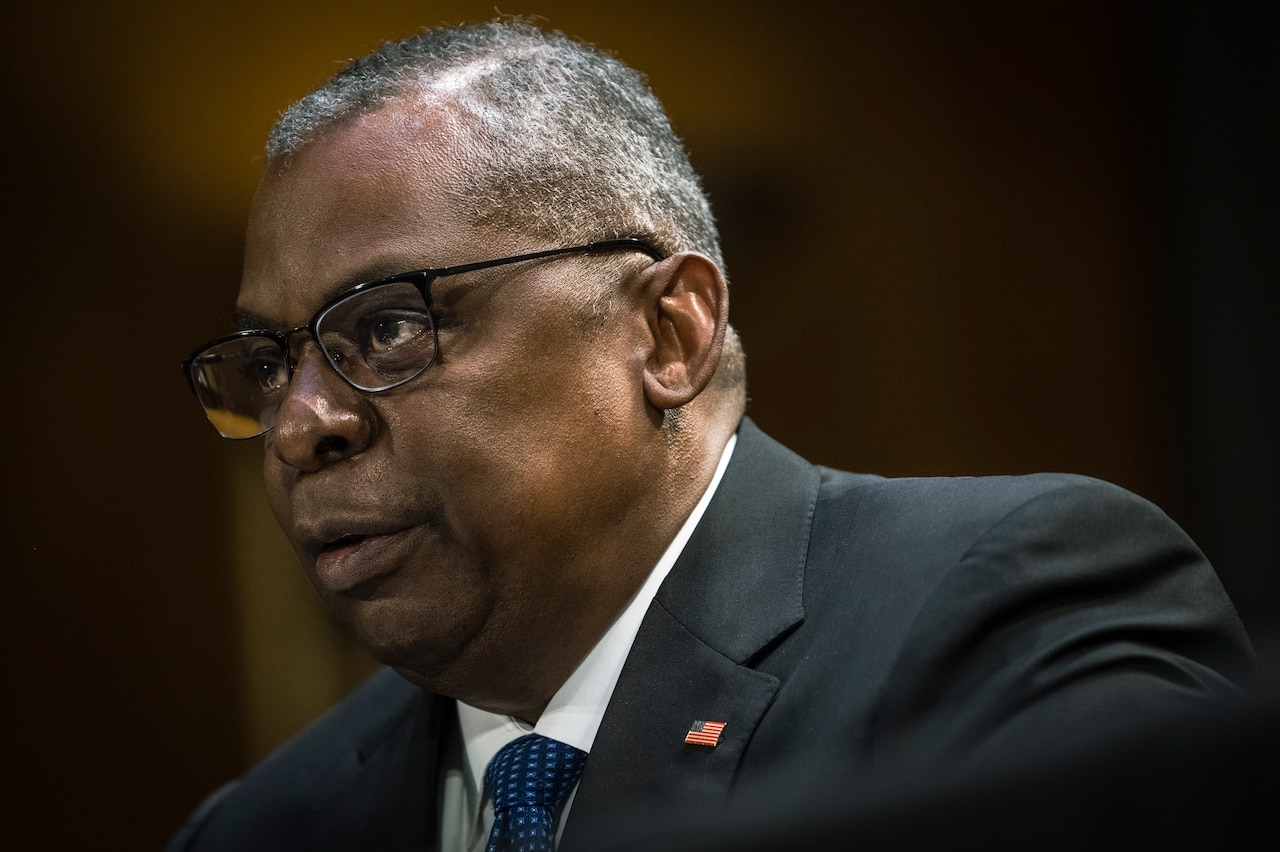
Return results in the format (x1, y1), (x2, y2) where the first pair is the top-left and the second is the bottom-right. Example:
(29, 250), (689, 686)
(684, 720), (726, 747)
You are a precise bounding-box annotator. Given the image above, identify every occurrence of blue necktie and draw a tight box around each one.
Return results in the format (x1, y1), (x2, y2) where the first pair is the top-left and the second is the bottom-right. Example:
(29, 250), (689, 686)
(484, 733), (588, 852)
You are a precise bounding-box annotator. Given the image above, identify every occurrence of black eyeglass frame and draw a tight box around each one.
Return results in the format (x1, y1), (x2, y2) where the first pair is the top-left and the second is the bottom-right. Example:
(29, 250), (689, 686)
(182, 237), (666, 438)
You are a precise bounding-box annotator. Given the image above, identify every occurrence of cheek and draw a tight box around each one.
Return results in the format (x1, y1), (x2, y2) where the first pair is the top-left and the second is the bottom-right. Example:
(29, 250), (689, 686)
(433, 378), (641, 539)
(260, 449), (305, 551)
(260, 451), (287, 519)
(379, 304), (646, 532)
(426, 360), (628, 477)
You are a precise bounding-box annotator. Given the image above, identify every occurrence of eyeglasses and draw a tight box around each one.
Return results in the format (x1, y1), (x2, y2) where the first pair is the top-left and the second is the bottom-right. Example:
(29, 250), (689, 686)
(182, 237), (664, 439)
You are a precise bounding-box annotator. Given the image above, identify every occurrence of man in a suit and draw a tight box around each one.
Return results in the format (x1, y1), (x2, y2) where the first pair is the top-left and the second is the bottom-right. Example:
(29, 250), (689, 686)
(171, 19), (1253, 851)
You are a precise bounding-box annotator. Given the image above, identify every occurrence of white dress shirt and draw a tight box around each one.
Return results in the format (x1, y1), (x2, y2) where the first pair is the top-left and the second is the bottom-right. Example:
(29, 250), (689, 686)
(437, 434), (737, 851)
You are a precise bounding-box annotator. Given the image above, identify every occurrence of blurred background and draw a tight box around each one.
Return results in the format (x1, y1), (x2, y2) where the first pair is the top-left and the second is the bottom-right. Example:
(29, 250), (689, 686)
(4, 1), (1275, 847)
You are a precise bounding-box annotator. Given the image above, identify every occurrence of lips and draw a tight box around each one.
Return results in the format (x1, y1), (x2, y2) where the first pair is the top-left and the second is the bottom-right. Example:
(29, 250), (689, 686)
(309, 525), (417, 596)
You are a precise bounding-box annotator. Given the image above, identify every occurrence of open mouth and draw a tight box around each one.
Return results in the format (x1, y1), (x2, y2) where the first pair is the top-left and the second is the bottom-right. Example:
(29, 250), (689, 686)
(324, 533), (368, 553)
(305, 522), (424, 596)
(312, 531), (397, 596)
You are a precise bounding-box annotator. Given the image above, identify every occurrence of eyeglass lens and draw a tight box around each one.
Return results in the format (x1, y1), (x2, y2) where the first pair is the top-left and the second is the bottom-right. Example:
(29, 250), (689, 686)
(188, 337), (290, 438)
(317, 280), (436, 390)
(188, 280), (437, 438)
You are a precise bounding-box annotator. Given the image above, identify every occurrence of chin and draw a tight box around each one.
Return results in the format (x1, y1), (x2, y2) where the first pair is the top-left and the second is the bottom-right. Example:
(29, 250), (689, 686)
(346, 595), (485, 685)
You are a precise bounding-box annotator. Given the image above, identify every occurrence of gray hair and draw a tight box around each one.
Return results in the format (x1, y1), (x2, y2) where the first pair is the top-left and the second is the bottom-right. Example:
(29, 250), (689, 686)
(267, 18), (724, 271)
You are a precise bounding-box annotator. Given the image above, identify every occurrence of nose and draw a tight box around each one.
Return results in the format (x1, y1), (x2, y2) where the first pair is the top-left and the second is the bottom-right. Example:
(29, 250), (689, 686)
(269, 340), (375, 472)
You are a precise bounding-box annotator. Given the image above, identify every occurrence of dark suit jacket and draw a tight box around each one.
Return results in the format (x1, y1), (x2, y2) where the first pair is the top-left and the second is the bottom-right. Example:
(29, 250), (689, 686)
(167, 419), (1253, 851)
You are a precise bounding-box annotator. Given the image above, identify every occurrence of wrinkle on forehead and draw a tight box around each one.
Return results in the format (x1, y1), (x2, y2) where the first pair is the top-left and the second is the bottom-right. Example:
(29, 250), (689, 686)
(254, 102), (465, 235)
(238, 96), (524, 331)
(264, 95), (476, 192)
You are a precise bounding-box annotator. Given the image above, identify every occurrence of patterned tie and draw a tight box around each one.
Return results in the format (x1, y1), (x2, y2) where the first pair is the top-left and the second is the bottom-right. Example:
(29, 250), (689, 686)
(484, 733), (588, 852)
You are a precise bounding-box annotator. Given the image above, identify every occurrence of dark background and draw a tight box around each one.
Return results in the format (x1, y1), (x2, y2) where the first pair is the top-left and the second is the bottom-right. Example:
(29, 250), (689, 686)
(4, 2), (1275, 848)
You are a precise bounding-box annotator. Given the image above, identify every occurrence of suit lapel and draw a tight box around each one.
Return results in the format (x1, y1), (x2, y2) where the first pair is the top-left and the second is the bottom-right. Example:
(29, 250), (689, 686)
(311, 687), (451, 851)
(562, 419), (819, 846)
(656, 419), (817, 664)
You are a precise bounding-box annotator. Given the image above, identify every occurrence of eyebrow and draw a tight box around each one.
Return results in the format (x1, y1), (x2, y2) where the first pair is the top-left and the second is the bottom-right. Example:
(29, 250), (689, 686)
(231, 259), (432, 333)
(233, 307), (279, 332)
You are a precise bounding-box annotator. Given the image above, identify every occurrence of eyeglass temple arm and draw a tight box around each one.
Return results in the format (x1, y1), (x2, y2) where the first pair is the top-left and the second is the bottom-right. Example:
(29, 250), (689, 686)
(429, 238), (665, 279)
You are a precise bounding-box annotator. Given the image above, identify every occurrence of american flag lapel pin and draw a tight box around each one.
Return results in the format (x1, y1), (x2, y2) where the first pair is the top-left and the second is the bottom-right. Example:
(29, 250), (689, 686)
(684, 720), (727, 747)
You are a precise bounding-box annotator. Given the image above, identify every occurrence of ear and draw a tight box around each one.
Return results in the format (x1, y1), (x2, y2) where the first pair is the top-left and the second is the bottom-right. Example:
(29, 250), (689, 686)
(637, 252), (729, 410)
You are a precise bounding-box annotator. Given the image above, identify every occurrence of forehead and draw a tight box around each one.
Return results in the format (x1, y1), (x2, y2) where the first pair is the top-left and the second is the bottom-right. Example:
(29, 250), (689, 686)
(239, 101), (496, 325)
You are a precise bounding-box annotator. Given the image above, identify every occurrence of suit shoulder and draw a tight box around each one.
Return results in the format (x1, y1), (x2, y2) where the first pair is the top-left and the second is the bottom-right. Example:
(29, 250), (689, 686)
(797, 467), (1252, 769)
(811, 468), (1190, 561)
(252, 666), (422, 780)
(800, 468), (1248, 674)
(166, 668), (424, 851)
(817, 466), (1147, 515)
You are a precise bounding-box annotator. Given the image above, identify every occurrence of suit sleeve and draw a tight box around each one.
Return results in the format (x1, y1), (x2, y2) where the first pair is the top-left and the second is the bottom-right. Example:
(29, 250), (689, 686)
(868, 475), (1254, 779)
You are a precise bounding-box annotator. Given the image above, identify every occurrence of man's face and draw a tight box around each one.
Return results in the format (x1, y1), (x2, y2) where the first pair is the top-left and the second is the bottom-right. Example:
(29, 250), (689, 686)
(237, 104), (663, 717)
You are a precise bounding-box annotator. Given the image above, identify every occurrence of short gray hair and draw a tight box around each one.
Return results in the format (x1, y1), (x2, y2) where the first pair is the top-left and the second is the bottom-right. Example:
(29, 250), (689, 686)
(267, 18), (724, 270)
